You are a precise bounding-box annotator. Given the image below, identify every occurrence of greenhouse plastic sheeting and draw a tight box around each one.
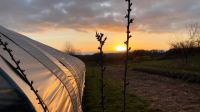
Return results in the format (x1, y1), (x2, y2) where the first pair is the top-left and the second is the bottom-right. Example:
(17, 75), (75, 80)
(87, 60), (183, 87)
(0, 25), (85, 112)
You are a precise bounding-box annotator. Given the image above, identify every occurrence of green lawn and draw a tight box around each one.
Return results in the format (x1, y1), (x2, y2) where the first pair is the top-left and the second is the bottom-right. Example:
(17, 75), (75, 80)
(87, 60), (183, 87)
(82, 65), (159, 112)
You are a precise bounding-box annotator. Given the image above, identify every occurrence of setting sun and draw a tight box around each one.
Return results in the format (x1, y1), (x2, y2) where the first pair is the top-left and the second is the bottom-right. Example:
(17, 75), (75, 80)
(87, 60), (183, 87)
(115, 45), (126, 52)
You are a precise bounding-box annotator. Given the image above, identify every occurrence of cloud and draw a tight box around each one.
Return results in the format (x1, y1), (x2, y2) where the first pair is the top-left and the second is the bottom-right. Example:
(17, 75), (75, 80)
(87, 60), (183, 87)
(0, 0), (200, 33)
(135, 0), (200, 32)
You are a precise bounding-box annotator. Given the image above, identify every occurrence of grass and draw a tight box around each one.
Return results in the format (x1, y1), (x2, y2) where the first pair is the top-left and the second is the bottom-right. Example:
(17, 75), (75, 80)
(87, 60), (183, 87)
(82, 64), (160, 112)
(130, 55), (200, 83)
(131, 55), (200, 73)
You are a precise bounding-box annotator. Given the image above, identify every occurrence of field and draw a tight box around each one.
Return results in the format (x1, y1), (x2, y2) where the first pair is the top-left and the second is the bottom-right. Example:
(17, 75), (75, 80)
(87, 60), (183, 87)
(83, 65), (159, 112)
(82, 55), (200, 112)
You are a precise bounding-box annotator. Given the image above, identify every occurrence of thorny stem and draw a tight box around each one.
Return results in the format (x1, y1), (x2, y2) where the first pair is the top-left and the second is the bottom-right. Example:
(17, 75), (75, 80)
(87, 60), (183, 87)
(123, 0), (134, 112)
(0, 37), (48, 112)
(96, 32), (107, 112)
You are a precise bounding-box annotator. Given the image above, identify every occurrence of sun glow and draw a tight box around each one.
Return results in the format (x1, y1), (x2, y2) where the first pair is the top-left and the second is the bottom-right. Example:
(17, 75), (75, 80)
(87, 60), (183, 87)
(115, 45), (126, 52)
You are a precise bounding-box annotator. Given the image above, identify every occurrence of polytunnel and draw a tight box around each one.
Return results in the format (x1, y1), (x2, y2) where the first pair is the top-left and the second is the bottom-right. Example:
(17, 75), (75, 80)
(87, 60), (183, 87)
(0, 25), (86, 112)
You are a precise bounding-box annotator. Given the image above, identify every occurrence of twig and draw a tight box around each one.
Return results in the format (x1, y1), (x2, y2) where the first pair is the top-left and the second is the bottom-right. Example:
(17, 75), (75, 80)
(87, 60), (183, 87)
(123, 0), (134, 112)
(96, 32), (107, 112)
(0, 37), (48, 112)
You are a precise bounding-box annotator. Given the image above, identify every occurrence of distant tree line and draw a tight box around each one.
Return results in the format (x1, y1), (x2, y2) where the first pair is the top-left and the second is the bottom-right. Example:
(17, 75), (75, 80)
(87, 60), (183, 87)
(75, 50), (165, 63)
(75, 46), (200, 64)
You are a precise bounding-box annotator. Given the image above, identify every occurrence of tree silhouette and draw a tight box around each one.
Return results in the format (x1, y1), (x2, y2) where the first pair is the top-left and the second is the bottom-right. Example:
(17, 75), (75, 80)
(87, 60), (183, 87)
(188, 23), (200, 47)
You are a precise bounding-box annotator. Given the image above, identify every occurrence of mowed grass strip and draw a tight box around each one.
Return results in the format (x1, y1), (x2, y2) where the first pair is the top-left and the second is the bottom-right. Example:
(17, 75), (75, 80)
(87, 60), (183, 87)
(83, 65), (159, 112)
(132, 55), (200, 73)
(130, 55), (200, 83)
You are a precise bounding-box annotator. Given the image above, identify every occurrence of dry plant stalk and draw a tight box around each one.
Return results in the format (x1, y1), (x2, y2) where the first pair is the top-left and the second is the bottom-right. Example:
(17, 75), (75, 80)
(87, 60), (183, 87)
(96, 32), (107, 112)
(123, 0), (134, 112)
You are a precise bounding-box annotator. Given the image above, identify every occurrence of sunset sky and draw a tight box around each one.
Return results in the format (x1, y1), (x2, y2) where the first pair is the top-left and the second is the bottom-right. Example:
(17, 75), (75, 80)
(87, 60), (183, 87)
(1, 0), (200, 53)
